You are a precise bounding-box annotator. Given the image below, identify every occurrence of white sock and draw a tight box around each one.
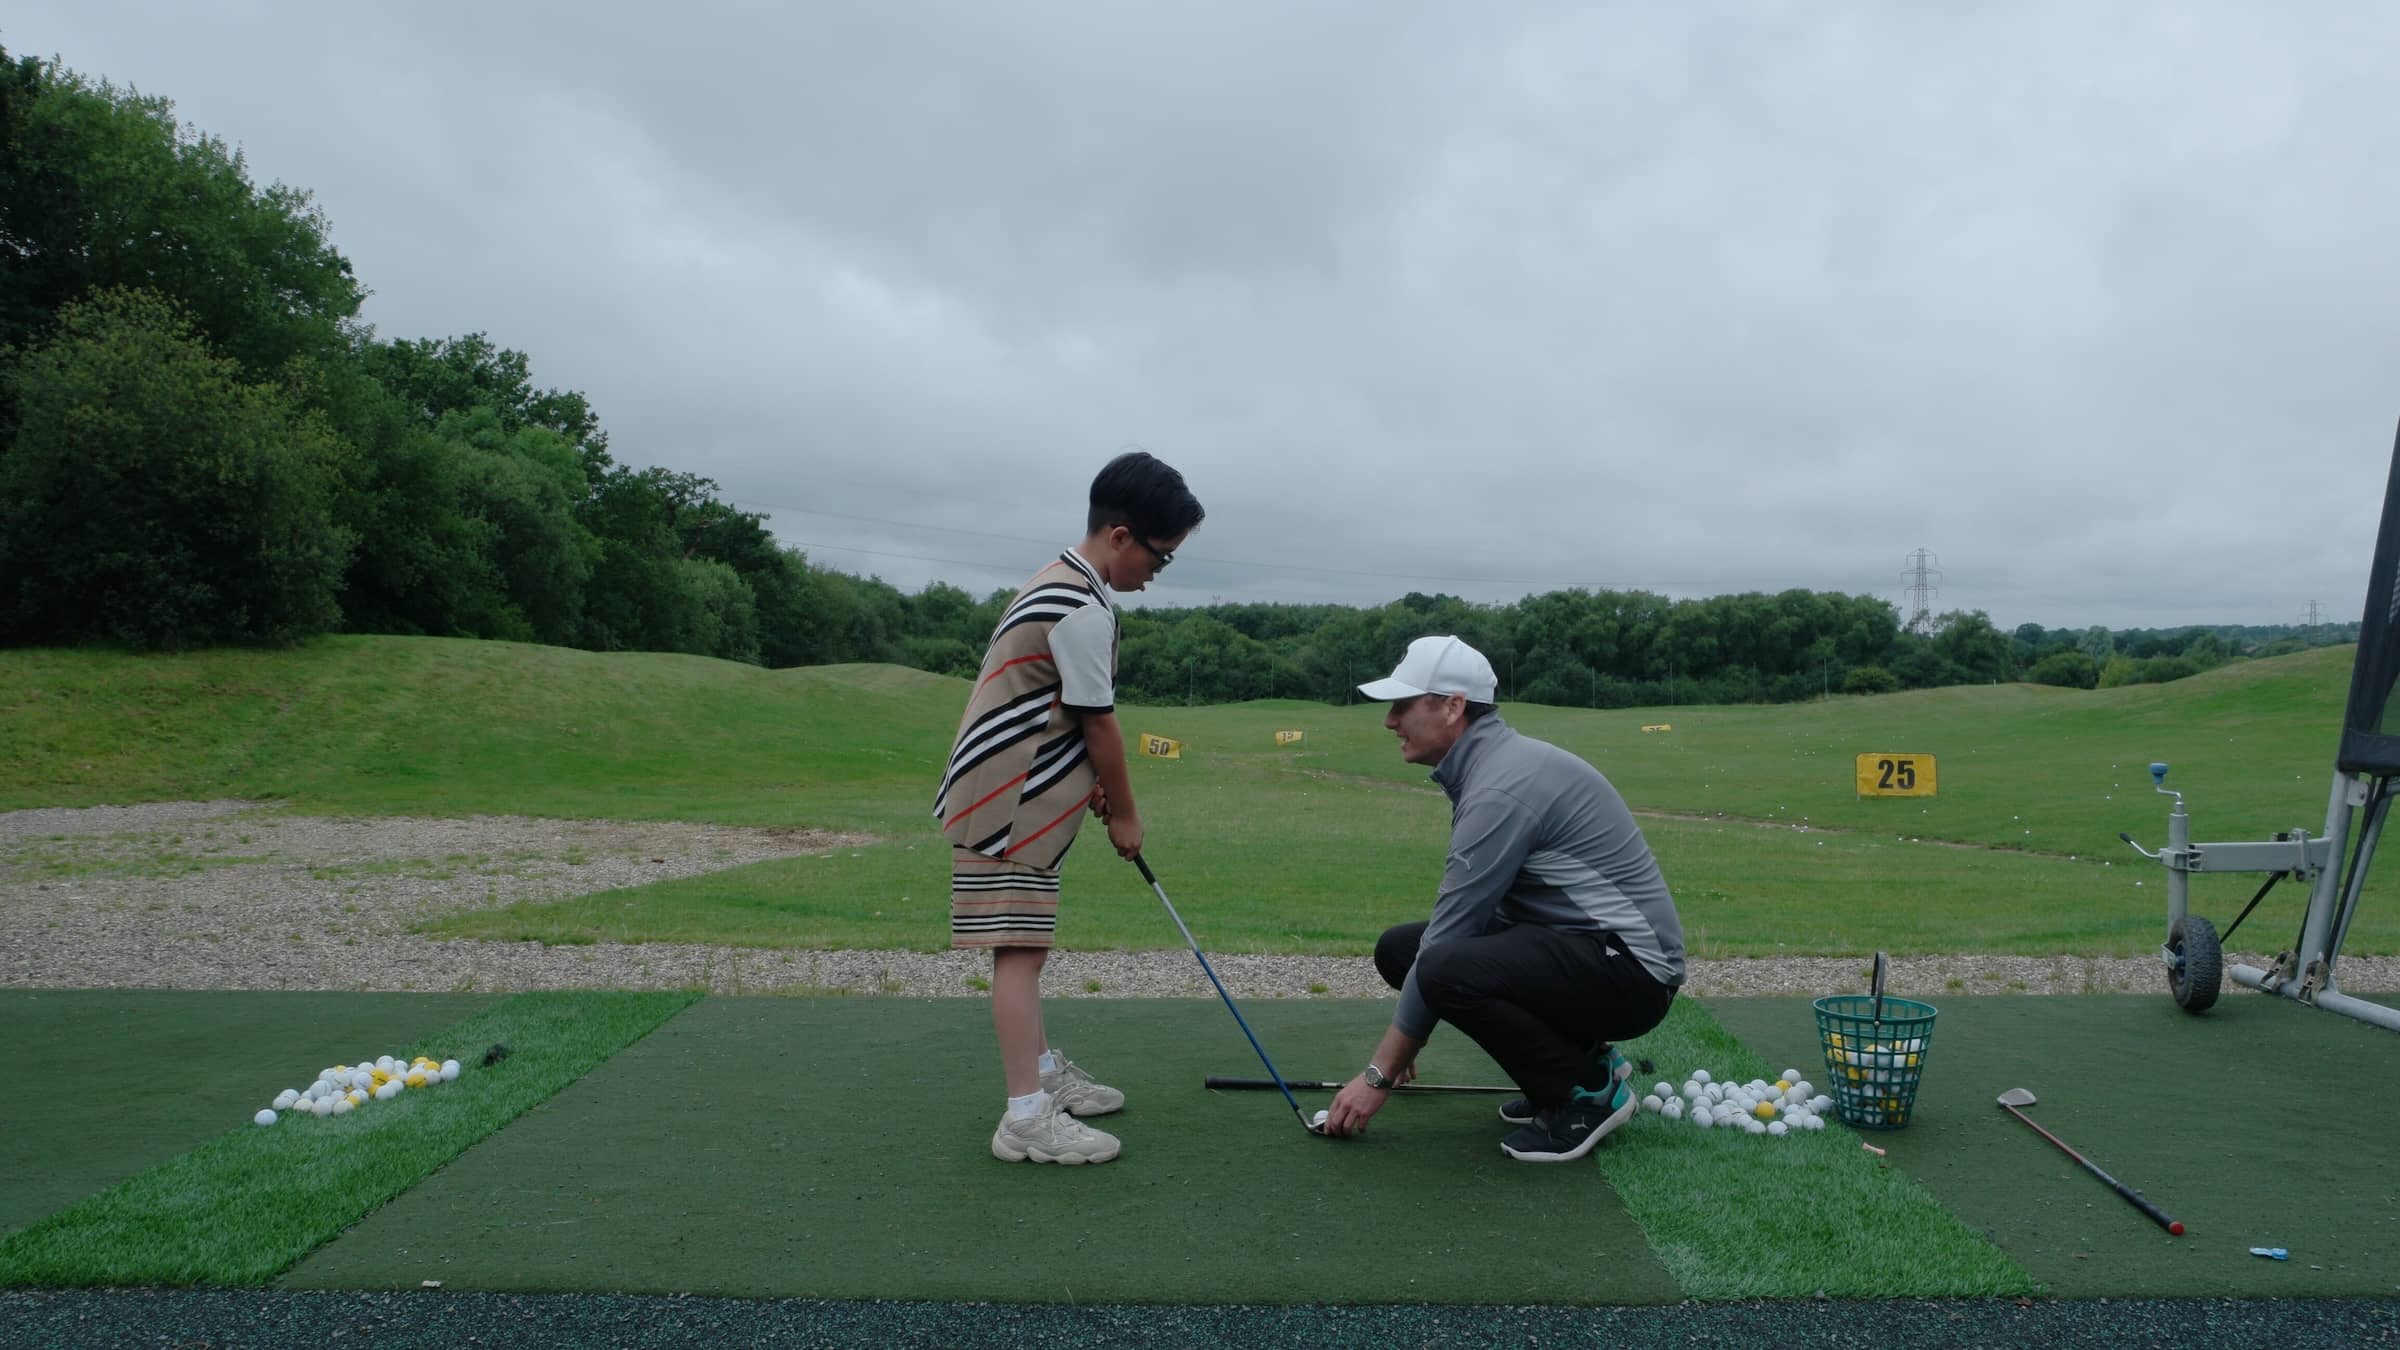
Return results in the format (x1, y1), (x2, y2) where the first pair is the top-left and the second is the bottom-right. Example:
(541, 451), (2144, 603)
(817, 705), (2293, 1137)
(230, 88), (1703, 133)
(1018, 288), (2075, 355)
(1037, 1049), (1062, 1075)
(1007, 1089), (1052, 1120)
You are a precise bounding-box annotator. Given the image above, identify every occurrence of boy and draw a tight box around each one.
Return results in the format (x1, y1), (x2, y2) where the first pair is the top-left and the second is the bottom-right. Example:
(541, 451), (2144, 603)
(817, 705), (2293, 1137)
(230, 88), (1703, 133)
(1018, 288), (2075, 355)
(934, 451), (1204, 1164)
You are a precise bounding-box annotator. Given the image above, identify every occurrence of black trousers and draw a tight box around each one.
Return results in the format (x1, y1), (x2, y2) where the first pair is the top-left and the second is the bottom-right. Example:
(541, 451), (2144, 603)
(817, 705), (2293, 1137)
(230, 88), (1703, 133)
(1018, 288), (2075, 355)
(1375, 920), (1676, 1107)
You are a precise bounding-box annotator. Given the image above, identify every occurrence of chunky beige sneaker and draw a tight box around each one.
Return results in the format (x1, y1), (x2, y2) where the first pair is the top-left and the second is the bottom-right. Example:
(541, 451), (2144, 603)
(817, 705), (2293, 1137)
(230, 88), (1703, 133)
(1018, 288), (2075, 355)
(1041, 1056), (1126, 1117)
(991, 1102), (1121, 1164)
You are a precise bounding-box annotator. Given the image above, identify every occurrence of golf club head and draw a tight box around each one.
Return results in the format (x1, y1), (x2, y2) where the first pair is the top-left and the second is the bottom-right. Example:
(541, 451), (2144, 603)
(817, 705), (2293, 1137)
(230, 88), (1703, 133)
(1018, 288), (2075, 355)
(1996, 1087), (2037, 1108)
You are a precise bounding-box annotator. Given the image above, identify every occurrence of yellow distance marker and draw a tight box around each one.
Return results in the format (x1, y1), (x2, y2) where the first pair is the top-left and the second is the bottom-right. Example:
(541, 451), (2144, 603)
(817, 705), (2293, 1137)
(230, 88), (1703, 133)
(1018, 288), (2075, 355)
(1856, 753), (1937, 797)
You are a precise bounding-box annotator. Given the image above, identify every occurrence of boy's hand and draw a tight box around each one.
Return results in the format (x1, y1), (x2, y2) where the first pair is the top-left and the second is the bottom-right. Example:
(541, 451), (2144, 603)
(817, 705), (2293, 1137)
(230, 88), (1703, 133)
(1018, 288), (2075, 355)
(1106, 810), (1144, 858)
(1087, 786), (1110, 820)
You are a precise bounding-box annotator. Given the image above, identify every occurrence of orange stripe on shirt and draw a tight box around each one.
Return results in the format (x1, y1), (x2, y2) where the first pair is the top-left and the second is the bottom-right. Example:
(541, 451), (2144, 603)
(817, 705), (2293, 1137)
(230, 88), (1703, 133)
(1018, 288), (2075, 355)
(946, 770), (1030, 827)
(979, 652), (1055, 690)
(1004, 798), (1090, 859)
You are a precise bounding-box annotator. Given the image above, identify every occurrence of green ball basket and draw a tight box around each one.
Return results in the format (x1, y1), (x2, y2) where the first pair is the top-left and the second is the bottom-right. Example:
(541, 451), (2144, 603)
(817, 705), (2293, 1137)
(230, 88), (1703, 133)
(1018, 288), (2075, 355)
(1812, 994), (1937, 1130)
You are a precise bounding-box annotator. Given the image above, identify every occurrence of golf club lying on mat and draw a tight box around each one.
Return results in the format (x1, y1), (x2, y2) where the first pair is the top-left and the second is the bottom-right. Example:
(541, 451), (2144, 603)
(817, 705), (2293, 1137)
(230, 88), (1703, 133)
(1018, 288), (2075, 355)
(1131, 853), (1326, 1137)
(1997, 1088), (2183, 1235)
(1206, 1075), (1514, 1094)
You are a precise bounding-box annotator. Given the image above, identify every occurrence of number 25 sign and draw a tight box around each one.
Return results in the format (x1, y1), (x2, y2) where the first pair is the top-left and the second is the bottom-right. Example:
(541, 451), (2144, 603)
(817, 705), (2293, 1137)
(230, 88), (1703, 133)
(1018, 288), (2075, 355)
(1855, 753), (1937, 798)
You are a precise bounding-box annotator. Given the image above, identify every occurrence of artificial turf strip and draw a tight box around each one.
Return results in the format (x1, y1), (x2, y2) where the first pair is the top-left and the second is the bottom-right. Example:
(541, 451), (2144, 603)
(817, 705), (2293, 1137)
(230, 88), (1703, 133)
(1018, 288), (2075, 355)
(0, 990), (697, 1288)
(0, 991), (496, 1236)
(1599, 999), (2034, 1299)
(1709, 990), (2400, 1298)
(283, 998), (1687, 1304)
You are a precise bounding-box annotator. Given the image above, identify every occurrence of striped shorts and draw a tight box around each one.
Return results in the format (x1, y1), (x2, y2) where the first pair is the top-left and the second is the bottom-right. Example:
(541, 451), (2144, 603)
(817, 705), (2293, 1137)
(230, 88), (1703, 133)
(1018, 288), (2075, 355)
(950, 849), (1062, 949)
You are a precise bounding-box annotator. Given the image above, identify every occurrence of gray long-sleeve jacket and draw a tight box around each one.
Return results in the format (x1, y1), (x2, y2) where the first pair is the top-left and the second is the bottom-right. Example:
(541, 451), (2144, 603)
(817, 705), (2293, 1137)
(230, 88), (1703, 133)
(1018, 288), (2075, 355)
(1392, 714), (1686, 1042)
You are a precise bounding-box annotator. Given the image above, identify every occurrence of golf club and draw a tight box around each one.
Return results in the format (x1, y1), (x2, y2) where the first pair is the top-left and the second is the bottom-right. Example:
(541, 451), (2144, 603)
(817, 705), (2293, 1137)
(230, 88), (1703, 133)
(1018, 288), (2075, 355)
(1205, 1075), (1513, 1095)
(1872, 950), (1889, 1027)
(1996, 1088), (2183, 1235)
(1132, 853), (1325, 1136)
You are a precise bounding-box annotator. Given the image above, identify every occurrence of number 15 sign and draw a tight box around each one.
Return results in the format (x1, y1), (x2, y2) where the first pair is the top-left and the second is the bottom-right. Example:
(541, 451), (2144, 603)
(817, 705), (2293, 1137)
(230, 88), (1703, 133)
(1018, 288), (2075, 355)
(1855, 753), (1937, 798)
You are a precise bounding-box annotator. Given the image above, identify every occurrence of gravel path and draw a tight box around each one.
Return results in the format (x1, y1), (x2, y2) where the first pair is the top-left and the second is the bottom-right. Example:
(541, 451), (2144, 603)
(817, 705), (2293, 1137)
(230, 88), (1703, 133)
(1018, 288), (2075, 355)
(8, 799), (2400, 1001)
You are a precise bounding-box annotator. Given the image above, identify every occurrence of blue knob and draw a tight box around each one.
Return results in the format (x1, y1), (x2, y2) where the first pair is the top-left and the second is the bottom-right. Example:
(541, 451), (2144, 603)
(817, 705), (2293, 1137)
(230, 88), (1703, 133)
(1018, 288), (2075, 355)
(2149, 762), (2169, 784)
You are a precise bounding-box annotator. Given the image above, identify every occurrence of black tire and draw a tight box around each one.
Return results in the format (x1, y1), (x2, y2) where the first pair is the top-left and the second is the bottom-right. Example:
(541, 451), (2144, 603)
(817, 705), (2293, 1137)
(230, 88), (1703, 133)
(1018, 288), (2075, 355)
(2168, 914), (2223, 1013)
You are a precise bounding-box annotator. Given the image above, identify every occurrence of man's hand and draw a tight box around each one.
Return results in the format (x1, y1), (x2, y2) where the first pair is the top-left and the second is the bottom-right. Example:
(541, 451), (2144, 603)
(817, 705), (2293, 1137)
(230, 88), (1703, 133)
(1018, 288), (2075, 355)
(1319, 1073), (1389, 1138)
(1106, 810), (1144, 858)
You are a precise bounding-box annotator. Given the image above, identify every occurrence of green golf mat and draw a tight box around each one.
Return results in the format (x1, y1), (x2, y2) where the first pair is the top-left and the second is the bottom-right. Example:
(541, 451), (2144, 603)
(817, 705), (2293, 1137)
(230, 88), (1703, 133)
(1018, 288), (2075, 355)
(0, 990), (497, 1235)
(1708, 991), (2400, 1297)
(281, 997), (1683, 1304)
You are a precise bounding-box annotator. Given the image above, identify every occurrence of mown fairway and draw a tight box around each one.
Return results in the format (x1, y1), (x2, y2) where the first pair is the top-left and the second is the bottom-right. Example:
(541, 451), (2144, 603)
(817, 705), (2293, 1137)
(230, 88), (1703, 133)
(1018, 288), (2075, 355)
(5, 637), (2385, 957)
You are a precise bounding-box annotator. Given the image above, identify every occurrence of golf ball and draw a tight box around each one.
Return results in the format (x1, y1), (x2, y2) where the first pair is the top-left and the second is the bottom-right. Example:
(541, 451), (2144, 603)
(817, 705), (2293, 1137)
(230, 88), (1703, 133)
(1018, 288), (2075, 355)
(1693, 1070), (1712, 1084)
(1642, 1094), (1663, 1113)
(1311, 1109), (1329, 1129)
(1768, 1120), (1788, 1136)
(440, 1060), (460, 1081)
(253, 1109), (277, 1126)
(272, 1089), (298, 1111)
(1653, 1081), (1672, 1098)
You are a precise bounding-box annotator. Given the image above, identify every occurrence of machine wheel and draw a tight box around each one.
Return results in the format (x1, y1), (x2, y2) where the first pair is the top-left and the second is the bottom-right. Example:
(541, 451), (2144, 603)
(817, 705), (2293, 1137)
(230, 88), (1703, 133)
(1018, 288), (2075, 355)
(2168, 915), (2223, 1013)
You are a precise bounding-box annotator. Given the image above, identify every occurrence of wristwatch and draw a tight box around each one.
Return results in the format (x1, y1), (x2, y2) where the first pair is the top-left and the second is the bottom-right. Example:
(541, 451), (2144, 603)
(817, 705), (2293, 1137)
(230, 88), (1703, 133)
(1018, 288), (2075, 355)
(1363, 1063), (1393, 1090)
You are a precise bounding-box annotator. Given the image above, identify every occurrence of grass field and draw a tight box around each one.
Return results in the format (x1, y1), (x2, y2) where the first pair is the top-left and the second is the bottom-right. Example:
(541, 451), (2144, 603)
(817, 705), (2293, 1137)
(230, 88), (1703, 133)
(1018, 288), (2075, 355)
(4, 636), (2386, 958)
(8, 637), (2399, 1312)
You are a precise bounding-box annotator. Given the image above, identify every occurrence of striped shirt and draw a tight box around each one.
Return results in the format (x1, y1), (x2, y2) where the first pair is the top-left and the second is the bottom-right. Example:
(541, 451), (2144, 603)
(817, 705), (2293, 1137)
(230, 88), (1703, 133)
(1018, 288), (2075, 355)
(933, 550), (1116, 869)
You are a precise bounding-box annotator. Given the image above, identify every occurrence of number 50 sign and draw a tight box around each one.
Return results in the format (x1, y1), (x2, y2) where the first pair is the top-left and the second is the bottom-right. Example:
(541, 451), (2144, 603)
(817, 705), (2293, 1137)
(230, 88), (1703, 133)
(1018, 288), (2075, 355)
(1855, 753), (1937, 797)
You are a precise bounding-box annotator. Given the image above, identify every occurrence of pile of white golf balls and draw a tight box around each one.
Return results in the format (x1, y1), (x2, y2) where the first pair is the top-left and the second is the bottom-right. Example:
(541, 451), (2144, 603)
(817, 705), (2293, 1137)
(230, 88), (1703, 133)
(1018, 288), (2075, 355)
(251, 1054), (461, 1126)
(1639, 1068), (1833, 1136)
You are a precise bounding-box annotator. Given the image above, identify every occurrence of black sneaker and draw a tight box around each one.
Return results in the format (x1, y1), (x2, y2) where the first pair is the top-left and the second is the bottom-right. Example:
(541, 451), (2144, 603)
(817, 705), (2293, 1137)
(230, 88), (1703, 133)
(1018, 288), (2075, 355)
(1498, 1045), (1630, 1125)
(1500, 1080), (1633, 1162)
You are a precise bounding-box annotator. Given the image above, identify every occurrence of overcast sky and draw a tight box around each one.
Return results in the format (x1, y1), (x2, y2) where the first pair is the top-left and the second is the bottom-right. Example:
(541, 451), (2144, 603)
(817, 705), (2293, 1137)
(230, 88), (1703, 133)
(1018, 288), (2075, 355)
(11, 3), (2399, 630)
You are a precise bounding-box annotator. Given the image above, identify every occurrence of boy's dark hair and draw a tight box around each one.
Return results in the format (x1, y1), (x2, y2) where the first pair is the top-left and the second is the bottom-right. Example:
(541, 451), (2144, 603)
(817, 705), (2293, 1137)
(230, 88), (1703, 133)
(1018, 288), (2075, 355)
(1088, 451), (1205, 541)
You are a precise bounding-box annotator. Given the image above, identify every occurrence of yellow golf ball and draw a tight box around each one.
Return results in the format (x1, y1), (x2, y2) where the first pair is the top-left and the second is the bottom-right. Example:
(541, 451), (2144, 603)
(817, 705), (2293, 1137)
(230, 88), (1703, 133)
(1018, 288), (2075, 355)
(1752, 1101), (1777, 1119)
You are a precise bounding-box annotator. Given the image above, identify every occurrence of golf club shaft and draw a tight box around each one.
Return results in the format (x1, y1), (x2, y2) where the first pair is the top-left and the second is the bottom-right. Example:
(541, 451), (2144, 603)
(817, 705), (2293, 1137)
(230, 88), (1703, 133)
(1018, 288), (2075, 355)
(1131, 854), (1315, 1131)
(1205, 1075), (1514, 1094)
(2002, 1103), (2183, 1234)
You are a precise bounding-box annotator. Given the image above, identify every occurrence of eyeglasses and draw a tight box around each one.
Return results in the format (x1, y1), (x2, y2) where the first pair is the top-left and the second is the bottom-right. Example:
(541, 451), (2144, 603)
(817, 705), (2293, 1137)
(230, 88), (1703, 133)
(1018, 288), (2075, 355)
(1129, 533), (1174, 571)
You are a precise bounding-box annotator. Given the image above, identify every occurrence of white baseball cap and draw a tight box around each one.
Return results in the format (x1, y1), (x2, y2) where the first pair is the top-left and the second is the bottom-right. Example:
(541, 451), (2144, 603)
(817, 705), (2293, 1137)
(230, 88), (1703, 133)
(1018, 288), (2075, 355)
(1357, 635), (1498, 703)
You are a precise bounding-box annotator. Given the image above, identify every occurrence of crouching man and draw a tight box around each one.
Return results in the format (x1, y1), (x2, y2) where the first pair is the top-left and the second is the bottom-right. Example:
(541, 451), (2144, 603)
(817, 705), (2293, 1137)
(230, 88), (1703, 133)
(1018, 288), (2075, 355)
(1320, 635), (1685, 1162)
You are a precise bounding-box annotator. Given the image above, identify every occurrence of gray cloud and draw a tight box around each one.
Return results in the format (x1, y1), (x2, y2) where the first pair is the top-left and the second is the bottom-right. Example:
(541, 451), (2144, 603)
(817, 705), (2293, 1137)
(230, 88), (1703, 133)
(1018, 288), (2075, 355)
(11, 2), (2397, 628)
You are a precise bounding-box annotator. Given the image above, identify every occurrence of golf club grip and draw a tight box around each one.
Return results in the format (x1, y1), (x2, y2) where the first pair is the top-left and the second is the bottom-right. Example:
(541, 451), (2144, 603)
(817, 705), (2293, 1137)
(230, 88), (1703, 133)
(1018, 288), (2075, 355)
(2097, 1168), (2182, 1233)
(1130, 853), (1159, 886)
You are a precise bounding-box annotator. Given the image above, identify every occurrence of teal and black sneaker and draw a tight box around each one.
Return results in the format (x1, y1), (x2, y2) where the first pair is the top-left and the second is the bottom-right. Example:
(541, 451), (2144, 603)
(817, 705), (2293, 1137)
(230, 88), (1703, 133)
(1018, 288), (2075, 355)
(1498, 1044), (1631, 1126)
(1500, 1077), (1634, 1163)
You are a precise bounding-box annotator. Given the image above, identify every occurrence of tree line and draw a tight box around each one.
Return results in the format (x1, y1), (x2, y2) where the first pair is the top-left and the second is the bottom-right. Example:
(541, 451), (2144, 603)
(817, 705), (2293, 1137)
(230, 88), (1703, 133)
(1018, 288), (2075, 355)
(0, 50), (2358, 708)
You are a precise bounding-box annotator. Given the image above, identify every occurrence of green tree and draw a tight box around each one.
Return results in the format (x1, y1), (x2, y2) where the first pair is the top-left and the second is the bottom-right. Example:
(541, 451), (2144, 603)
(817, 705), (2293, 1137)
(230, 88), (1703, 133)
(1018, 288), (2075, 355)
(1931, 610), (2013, 683)
(438, 406), (596, 644)
(362, 334), (610, 483)
(1842, 665), (1900, 695)
(0, 51), (362, 384)
(2079, 625), (2115, 664)
(0, 288), (353, 647)
(2024, 650), (2099, 689)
